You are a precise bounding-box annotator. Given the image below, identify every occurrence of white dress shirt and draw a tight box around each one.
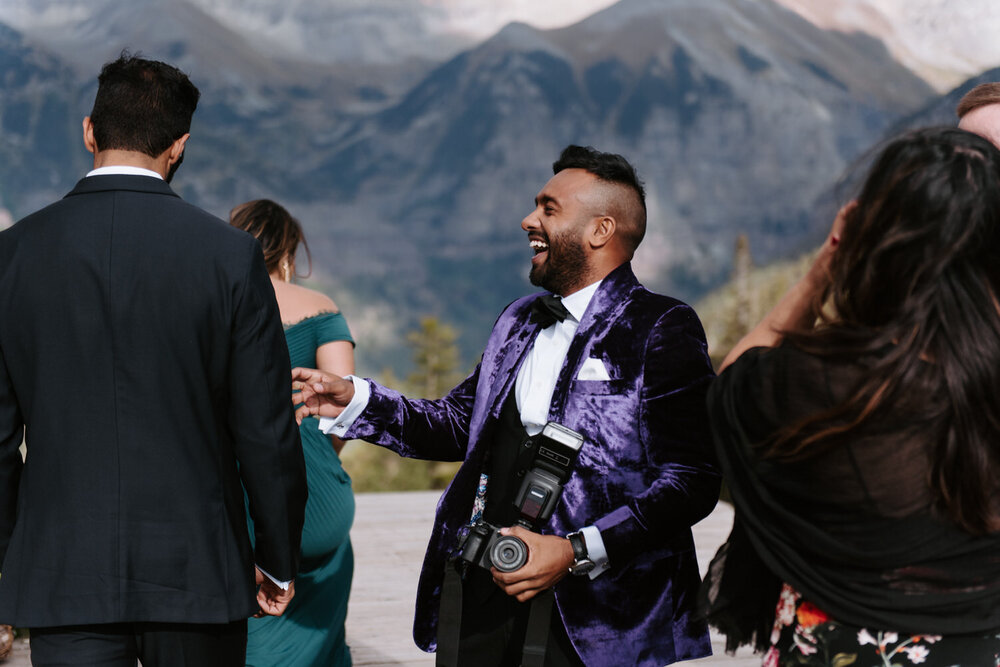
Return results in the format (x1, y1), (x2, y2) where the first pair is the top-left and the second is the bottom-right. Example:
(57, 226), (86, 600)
(320, 280), (611, 577)
(514, 281), (599, 435)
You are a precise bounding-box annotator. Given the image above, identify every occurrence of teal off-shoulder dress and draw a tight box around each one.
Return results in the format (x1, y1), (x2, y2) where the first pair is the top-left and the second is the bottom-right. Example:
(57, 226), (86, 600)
(245, 312), (356, 667)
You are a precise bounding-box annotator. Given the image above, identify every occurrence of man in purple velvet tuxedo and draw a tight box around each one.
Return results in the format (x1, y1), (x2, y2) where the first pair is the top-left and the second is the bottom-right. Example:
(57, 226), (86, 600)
(293, 146), (720, 666)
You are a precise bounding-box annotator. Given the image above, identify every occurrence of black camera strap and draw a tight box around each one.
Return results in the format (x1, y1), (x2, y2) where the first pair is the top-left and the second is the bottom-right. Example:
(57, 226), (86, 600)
(436, 559), (556, 667)
(520, 589), (555, 667)
(436, 559), (464, 667)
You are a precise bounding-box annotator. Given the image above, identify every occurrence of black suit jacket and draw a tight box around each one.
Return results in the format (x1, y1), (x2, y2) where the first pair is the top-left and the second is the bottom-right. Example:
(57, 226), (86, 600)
(0, 175), (307, 627)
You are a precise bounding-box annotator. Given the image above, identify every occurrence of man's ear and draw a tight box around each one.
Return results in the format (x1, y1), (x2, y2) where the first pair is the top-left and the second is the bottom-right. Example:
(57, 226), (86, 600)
(589, 215), (616, 249)
(82, 117), (97, 155)
(167, 133), (190, 166)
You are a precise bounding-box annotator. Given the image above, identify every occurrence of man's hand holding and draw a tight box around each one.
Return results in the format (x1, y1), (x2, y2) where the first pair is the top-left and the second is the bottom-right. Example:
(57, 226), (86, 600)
(254, 567), (295, 617)
(491, 526), (574, 602)
(290, 367), (355, 423)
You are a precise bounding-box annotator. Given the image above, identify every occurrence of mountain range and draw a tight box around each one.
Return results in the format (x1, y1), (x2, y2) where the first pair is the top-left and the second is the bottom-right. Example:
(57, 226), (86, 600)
(0, 0), (987, 371)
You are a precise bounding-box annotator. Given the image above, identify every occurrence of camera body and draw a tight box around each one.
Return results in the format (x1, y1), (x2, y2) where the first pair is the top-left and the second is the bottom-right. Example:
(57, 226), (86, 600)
(457, 521), (529, 573)
(457, 422), (585, 573)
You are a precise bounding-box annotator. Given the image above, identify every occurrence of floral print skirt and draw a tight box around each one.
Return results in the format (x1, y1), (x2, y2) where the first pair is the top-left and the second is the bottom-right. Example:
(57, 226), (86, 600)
(766, 584), (1000, 667)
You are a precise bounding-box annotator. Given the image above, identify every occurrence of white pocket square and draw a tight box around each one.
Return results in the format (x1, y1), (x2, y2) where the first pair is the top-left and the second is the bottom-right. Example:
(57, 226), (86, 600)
(577, 357), (611, 381)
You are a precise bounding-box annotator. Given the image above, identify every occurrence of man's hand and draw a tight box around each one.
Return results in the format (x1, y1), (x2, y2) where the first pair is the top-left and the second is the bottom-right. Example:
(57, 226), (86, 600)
(290, 367), (355, 424)
(254, 567), (294, 617)
(491, 526), (575, 602)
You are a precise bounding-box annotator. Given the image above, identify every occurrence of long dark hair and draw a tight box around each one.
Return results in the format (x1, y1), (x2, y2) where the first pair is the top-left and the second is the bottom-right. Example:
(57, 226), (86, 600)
(229, 199), (312, 277)
(776, 127), (1000, 534)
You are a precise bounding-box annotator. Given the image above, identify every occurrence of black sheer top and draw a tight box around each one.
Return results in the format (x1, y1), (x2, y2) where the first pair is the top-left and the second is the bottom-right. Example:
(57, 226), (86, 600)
(700, 343), (1000, 650)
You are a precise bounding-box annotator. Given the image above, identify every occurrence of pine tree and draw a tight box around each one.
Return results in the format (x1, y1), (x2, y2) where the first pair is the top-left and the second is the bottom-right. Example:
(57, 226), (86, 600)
(406, 317), (463, 399)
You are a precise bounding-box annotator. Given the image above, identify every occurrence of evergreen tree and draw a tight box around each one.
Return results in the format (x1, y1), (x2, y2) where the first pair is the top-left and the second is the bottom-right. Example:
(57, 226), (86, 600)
(406, 317), (464, 399)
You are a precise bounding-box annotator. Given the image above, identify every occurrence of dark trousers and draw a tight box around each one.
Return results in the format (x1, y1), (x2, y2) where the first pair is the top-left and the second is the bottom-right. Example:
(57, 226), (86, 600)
(29, 620), (247, 667)
(457, 569), (583, 667)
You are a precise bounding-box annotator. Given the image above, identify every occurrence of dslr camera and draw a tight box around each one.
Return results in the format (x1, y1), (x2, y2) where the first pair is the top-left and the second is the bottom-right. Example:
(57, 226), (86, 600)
(457, 421), (585, 573)
(457, 521), (528, 573)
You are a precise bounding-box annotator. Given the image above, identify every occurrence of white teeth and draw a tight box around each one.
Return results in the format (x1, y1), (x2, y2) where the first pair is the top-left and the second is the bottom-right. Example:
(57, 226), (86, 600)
(530, 240), (549, 250)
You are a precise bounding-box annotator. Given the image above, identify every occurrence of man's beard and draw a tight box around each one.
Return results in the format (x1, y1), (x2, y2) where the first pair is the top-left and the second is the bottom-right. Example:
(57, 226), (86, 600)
(529, 229), (588, 296)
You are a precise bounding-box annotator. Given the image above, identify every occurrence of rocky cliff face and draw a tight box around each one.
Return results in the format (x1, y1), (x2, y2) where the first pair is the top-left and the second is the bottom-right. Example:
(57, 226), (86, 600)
(0, 0), (940, 366)
(293, 0), (935, 345)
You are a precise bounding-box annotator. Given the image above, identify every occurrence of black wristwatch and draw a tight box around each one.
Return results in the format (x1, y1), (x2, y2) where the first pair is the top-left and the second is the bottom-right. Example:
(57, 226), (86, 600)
(566, 531), (595, 576)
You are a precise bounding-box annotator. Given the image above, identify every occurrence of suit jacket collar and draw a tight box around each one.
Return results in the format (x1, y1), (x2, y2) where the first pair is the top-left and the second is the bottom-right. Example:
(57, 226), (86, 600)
(574, 261), (640, 331)
(65, 174), (181, 199)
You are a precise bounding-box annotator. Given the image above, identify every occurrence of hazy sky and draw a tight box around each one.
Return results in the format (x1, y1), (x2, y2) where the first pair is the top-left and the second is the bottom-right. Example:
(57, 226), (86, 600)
(0, 0), (997, 90)
(428, 0), (619, 36)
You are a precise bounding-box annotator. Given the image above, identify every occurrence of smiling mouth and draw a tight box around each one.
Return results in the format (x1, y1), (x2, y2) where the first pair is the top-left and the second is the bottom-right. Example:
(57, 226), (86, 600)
(529, 239), (549, 255)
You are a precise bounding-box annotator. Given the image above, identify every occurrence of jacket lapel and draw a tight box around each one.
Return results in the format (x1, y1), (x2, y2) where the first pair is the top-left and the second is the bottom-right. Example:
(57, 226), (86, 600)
(547, 262), (638, 420)
(486, 304), (542, 419)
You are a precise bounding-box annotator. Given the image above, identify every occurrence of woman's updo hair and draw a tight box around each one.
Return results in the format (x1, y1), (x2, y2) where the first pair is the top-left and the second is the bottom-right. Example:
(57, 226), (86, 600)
(230, 199), (311, 277)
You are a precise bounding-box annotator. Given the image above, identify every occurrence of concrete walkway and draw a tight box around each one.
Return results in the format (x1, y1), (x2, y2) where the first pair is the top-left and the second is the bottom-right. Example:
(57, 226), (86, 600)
(0, 492), (758, 666)
(345, 492), (757, 666)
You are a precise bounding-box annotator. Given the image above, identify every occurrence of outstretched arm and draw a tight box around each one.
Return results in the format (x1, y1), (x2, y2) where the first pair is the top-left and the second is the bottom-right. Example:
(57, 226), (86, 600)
(292, 364), (482, 463)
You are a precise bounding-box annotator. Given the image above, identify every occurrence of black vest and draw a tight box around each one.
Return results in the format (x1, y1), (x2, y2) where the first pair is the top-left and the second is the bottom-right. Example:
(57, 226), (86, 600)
(482, 390), (534, 527)
(465, 390), (533, 602)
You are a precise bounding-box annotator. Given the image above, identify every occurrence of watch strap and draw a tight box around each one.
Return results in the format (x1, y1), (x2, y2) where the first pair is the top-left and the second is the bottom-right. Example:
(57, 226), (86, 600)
(567, 531), (588, 560)
(566, 531), (595, 575)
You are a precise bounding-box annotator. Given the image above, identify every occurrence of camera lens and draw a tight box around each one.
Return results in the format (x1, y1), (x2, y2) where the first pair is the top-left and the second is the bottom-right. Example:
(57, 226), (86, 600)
(489, 535), (528, 572)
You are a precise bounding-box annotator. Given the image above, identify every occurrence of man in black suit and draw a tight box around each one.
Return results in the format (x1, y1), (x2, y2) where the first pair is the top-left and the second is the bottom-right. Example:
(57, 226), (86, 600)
(0, 53), (307, 666)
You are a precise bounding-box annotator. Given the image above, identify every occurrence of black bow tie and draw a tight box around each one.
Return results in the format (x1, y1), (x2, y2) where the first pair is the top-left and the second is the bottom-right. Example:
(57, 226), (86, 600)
(530, 294), (569, 328)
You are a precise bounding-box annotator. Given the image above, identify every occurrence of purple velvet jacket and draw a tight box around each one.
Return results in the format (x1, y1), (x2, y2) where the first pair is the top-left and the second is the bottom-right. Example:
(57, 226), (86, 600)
(345, 263), (719, 665)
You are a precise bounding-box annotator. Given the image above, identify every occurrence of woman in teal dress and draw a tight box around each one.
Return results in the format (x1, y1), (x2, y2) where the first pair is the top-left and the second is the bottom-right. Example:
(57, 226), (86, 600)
(231, 199), (356, 666)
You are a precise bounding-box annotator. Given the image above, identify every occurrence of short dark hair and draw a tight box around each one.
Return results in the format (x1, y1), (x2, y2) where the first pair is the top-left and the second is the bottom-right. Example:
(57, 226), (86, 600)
(552, 145), (647, 254)
(229, 199), (312, 277)
(89, 50), (200, 158)
(956, 82), (1000, 118)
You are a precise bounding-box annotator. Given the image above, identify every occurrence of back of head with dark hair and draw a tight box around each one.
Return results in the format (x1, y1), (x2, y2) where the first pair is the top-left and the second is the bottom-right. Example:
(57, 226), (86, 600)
(956, 82), (1000, 118)
(229, 199), (311, 277)
(553, 145), (647, 255)
(89, 50), (201, 158)
(780, 126), (1000, 534)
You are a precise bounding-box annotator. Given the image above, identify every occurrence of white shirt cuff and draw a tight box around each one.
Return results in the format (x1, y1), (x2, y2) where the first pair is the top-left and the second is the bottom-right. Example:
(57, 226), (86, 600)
(580, 525), (610, 580)
(317, 375), (370, 437)
(256, 565), (291, 590)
